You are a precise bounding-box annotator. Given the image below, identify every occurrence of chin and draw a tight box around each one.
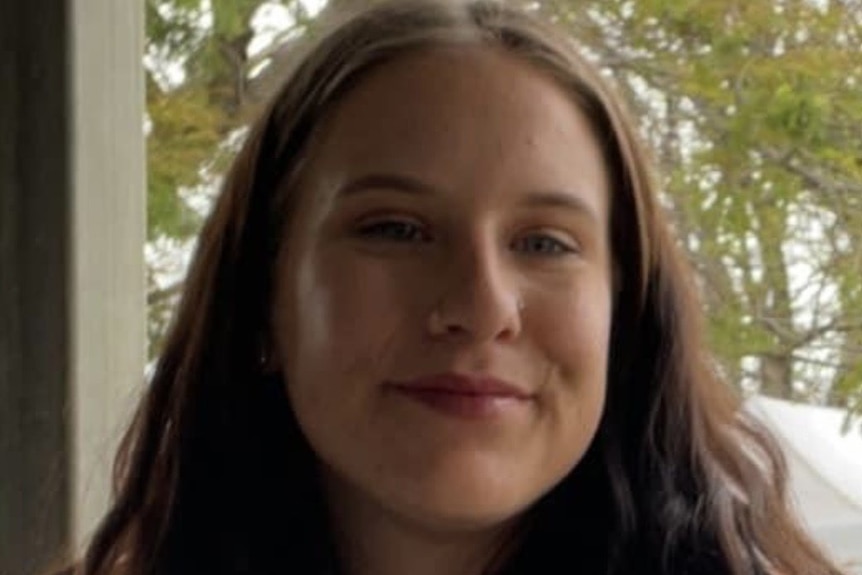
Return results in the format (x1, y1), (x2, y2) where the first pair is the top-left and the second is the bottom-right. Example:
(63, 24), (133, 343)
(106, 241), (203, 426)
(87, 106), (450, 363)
(381, 475), (542, 534)
(397, 499), (528, 535)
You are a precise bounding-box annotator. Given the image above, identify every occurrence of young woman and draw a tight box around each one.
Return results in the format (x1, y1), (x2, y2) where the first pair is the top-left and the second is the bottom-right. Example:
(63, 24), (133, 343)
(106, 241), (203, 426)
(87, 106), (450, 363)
(74, 1), (848, 574)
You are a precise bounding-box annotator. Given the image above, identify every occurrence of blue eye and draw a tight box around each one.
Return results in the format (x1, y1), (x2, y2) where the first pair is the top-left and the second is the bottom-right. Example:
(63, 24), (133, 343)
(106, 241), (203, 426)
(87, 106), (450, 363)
(513, 234), (577, 256)
(357, 220), (430, 243)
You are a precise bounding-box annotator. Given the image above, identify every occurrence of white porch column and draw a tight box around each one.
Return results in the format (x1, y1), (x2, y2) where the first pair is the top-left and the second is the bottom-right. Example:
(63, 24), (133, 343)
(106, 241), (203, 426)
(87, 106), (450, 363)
(70, 0), (147, 551)
(0, 2), (145, 574)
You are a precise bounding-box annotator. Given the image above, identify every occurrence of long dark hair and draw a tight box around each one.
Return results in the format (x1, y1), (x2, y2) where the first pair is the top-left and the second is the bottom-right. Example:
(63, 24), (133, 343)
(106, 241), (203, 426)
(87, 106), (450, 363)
(77, 1), (846, 574)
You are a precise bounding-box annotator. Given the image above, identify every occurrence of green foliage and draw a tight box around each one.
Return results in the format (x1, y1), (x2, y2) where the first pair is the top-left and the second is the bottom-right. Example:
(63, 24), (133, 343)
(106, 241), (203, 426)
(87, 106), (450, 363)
(146, 0), (208, 58)
(564, 0), (862, 406)
(211, 0), (261, 38)
(147, 82), (223, 238)
(144, 0), (862, 412)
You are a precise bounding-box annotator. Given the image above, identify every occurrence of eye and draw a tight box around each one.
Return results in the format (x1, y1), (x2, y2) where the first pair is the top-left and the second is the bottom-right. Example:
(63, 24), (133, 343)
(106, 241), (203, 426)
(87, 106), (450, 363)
(512, 233), (578, 256)
(356, 219), (431, 243)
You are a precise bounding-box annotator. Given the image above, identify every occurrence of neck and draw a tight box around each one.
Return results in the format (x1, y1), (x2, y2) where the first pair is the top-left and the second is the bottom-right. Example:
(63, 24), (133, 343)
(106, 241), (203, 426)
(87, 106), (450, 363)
(325, 477), (518, 575)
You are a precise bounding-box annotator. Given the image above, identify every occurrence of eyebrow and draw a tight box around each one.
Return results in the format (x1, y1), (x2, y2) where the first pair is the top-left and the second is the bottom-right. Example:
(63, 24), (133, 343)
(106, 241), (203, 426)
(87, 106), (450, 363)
(518, 190), (601, 224)
(336, 173), (437, 197)
(336, 172), (601, 223)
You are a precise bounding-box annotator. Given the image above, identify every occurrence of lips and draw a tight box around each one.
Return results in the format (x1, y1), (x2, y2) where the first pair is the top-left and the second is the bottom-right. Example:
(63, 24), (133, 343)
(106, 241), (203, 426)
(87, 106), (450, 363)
(386, 372), (533, 419)
(390, 372), (532, 398)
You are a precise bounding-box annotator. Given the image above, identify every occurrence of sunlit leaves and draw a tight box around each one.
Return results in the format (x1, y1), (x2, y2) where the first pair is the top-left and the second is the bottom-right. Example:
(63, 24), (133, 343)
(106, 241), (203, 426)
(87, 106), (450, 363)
(143, 0), (862, 414)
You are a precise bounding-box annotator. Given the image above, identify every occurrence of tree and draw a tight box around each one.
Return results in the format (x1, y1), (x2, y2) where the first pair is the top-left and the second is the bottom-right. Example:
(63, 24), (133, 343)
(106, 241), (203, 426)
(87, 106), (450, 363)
(542, 0), (862, 412)
(144, 0), (862, 417)
(144, 0), (334, 358)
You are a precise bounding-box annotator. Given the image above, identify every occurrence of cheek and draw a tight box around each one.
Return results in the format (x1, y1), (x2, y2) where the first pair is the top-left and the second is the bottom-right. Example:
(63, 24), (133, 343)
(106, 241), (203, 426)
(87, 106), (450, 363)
(275, 249), (434, 490)
(277, 248), (418, 389)
(537, 278), (612, 381)
(531, 277), (612, 464)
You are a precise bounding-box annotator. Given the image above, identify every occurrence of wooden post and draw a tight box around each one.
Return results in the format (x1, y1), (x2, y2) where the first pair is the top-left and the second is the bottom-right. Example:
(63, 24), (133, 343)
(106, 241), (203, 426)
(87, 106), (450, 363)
(0, 1), (145, 573)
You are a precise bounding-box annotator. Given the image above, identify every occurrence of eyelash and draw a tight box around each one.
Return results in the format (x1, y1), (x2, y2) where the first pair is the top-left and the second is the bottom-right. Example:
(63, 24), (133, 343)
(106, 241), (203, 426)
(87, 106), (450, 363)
(356, 219), (432, 243)
(511, 234), (578, 256)
(356, 218), (578, 257)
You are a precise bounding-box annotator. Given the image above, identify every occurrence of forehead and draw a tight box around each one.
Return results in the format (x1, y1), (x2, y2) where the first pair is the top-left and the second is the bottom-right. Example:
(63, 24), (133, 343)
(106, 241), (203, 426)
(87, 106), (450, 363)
(317, 46), (591, 154)
(298, 44), (609, 218)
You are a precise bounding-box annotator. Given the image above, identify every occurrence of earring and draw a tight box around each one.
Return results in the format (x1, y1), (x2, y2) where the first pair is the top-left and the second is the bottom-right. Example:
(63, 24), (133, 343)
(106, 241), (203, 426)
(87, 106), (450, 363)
(258, 339), (277, 373)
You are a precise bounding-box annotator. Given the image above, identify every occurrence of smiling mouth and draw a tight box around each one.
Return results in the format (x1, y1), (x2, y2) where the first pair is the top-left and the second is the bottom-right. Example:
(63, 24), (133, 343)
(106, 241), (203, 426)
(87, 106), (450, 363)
(385, 372), (533, 419)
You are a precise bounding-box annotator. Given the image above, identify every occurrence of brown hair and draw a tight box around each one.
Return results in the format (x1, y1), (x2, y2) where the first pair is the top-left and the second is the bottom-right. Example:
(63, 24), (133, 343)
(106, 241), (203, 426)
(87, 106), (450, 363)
(77, 1), (847, 574)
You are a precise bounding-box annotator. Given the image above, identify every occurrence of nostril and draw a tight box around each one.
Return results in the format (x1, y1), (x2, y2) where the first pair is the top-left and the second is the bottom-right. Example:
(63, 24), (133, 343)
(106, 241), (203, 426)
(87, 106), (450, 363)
(428, 304), (459, 336)
(446, 323), (467, 334)
(426, 291), (524, 342)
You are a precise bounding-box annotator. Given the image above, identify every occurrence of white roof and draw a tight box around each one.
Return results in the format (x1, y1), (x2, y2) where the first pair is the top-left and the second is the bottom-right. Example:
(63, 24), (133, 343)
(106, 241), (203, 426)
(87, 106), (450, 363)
(746, 396), (862, 572)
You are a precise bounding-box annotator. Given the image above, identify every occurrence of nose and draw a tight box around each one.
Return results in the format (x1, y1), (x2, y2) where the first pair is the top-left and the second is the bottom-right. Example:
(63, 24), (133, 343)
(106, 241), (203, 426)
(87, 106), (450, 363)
(426, 239), (524, 343)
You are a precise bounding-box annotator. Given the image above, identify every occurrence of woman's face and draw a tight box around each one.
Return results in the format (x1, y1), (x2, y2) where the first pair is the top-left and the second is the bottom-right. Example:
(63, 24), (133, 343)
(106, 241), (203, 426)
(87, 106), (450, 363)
(272, 46), (613, 533)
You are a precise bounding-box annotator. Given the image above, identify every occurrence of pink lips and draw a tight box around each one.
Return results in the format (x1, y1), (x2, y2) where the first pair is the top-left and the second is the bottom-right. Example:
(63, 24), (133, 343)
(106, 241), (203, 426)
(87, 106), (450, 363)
(386, 372), (532, 419)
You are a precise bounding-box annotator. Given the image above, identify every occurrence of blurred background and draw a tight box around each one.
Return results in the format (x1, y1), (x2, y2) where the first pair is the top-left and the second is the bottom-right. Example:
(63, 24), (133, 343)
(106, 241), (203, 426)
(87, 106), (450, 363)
(2, 0), (860, 574)
(146, 0), (862, 406)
